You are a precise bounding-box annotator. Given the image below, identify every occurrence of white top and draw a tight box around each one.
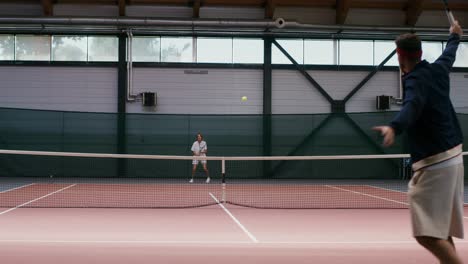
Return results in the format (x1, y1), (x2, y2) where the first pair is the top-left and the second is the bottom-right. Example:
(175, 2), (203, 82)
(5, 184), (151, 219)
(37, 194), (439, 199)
(191, 141), (207, 156)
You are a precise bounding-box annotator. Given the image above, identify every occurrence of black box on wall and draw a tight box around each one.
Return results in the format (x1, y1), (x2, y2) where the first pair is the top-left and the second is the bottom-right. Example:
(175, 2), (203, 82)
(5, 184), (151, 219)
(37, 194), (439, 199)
(142, 92), (157, 107)
(376, 95), (390, 110)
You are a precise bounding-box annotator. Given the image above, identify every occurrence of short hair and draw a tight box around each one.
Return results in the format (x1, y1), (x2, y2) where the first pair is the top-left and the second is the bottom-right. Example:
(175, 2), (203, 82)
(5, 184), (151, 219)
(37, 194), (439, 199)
(395, 33), (421, 51)
(395, 33), (422, 62)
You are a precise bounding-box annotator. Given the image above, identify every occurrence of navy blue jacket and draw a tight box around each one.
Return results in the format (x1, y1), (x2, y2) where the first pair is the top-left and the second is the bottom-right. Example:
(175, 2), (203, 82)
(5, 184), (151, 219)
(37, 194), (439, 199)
(389, 33), (463, 163)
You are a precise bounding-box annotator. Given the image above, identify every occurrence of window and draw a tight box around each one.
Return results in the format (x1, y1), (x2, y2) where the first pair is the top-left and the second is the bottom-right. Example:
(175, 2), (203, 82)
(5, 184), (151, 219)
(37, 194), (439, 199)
(52, 36), (87, 61)
(374, 41), (398, 66)
(161, 37), (193, 63)
(304, 40), (334, 65)
(0, 35), (14, 60)
(233, 38), (263, 64)
(132, 36), (160, 62)
(272, 39), (304, 64)
(454, 42), (468, 67)
(197, 38), (233, 63)
(421, 42), (443, 63)
(16, 35), (51, 61)
(339, 40), (373, 66)
(88, 36), (118, 62)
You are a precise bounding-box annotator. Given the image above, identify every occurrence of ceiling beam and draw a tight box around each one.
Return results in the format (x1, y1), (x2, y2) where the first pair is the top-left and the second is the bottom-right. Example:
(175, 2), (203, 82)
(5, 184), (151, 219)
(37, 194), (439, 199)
(118, 0), (126, 16)
(336, 0), (351, 24)
(128, 0), (187, 4)
(406, 0), (425, 26)
(350, 0), (406, 9)
(192, 0), (201, 18)
(56, 0), (116, 4)
(275, 0), (334, 8)
(265, 0), (275, 19)
(424, 2), (468, 11)
(41, 0), (54, 16)
(203, 0), (263, 5)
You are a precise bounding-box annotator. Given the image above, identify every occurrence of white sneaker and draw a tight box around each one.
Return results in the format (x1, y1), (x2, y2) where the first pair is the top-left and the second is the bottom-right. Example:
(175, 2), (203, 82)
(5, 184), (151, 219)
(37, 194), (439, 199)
(189, 178), (194, 183)
(206, 177), (210, 184)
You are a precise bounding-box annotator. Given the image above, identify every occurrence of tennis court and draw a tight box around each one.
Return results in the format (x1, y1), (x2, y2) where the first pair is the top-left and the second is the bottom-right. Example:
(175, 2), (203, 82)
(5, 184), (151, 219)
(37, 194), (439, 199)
(1, 186), (468, 264)
(0, 151), (467, 263)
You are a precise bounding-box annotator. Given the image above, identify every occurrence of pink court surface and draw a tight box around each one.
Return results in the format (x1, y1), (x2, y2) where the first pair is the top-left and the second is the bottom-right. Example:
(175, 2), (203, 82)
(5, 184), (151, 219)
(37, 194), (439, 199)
(1, 205), (468, 263)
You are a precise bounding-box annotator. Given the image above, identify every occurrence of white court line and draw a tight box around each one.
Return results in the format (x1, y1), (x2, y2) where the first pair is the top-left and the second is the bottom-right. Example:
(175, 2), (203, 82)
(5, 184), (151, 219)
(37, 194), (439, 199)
(367, 184), (468, 206)
(0, 239), (468, 245)
(0, 183), (35, 194)
(365, 185), (407, 194)
(0, 184), (76, 216)
(209, 192), (258, 243)
(326, 185), (409, 206)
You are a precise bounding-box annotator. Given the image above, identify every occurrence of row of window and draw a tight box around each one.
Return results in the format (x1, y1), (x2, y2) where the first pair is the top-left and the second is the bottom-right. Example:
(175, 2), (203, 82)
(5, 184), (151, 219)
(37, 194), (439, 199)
(0, 35), (467, 67)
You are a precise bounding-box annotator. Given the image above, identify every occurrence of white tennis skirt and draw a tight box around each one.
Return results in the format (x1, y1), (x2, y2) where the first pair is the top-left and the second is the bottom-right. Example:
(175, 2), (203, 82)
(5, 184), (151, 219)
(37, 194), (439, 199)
(408, 161), (464, 239)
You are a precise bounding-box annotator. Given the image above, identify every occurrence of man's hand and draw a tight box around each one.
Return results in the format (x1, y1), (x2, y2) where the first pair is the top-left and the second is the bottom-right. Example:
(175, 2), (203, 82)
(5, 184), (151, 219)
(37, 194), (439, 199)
(450, 20), (463, 37)
(372, 126), (395, 147)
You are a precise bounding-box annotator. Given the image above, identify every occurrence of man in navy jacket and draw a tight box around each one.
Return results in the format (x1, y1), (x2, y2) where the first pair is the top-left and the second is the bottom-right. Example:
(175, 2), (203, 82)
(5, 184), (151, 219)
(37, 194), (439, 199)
(374, 21), (464, 264)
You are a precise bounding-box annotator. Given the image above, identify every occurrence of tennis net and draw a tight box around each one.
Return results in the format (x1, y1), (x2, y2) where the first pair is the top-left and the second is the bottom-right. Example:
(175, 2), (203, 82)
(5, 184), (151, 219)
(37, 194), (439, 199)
(0, 149), (465, 209)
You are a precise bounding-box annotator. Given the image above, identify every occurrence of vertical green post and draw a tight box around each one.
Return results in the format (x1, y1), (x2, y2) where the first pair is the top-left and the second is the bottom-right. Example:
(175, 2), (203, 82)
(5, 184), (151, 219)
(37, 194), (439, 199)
(117, 33), (127, 177)
(263, 37), (273, 178)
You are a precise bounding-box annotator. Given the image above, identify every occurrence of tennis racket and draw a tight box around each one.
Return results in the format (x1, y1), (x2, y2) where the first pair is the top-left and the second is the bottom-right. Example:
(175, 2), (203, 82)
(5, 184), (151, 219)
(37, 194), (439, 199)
(199, 141), (206, 154)
(442, 0), (456, 26)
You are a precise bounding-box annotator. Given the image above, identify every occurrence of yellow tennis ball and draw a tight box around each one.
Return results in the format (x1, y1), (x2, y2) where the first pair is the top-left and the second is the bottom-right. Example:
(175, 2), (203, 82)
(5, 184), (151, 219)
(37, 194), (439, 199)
(241, 96), (247, 102)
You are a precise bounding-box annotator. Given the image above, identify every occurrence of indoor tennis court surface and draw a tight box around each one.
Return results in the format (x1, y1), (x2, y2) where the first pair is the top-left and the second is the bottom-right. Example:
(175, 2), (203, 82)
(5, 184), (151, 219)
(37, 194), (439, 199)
(1, 194), (468, 263)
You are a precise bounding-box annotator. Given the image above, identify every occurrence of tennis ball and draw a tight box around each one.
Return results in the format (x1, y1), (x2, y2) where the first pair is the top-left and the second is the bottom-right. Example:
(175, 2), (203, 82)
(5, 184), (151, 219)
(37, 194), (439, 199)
(241, 96), (247, 102)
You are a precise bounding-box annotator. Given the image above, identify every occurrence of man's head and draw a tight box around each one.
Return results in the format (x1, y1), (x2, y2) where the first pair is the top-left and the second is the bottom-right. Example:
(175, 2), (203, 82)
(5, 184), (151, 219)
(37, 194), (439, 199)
(395, 33), (422, 73)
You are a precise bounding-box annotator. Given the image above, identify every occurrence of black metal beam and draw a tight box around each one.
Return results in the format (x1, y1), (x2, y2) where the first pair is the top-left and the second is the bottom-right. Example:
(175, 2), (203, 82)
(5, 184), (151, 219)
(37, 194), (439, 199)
(343, 49), (397, 103)
(264, 37), (273, 116)
(270, 114), (334, 176)
(342, 114), (400, 169)
(272, 39), (335, 104)
(117, 33), (127, 176)
(263, 37), (273, 177)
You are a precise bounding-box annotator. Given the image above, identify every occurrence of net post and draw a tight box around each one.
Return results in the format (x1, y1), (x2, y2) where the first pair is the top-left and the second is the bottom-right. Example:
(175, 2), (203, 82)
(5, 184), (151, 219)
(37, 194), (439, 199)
(221, 158), (226, 204)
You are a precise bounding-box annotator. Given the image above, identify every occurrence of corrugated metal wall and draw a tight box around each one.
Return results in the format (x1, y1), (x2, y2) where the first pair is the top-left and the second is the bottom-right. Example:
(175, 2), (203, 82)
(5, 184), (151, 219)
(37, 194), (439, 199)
(0, 67), (117, 112)
(0, 66), (466, 115)
(127, 68), (263, 114)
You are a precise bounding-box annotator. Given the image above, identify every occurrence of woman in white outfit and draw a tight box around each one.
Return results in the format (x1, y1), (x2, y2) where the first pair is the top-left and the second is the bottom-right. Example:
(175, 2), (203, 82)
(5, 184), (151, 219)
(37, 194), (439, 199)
(190, 133), (210, 183)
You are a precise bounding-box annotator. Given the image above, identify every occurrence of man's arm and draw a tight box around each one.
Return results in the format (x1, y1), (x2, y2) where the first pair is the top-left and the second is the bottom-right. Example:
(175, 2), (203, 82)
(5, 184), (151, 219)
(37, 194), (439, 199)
(373, 80), (426, 147)
(434, 21), (463, 73)
(389, 78), (427, 135)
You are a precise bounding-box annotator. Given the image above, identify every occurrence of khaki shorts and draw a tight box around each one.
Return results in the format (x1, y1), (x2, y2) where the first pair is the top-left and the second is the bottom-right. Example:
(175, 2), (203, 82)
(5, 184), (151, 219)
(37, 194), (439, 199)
(408, 163), (464, 239)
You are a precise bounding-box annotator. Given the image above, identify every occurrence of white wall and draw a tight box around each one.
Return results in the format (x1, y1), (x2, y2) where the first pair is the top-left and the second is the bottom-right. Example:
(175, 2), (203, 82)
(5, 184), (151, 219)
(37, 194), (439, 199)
(0, 66), (465, 115)
(451, 72), (468, 111)
(272, 70), (398, 114)
(0, 67), (117, 112)
(273, 70), (468, 114)
(127, 68), (263, 114)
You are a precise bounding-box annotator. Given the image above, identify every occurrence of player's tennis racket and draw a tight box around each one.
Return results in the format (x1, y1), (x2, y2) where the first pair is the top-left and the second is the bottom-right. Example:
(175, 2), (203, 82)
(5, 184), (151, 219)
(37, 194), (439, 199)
(199, 141), (206, 154)
(442, 0), (456, 26)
